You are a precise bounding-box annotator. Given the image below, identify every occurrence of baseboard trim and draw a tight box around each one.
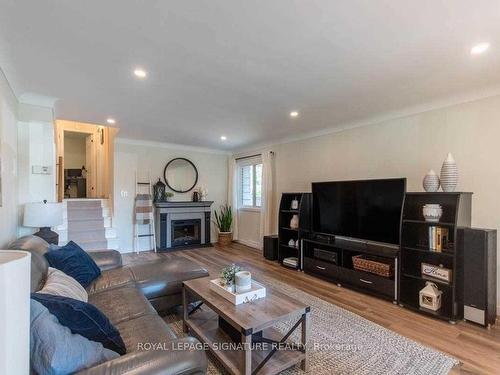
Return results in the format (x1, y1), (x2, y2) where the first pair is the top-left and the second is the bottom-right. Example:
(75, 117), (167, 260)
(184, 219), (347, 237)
(236, 239), (262, 250)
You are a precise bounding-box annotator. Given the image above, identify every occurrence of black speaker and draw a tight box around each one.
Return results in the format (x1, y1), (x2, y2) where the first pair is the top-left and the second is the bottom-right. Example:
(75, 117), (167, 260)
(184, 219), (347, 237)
(459, 227), (497, 327)
(263, 235), (279, 260)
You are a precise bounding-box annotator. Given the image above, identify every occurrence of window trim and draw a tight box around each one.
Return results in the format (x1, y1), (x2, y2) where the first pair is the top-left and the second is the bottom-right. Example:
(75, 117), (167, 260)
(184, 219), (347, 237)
(239, 206), (261, 213)
(237, 156), (262, 211)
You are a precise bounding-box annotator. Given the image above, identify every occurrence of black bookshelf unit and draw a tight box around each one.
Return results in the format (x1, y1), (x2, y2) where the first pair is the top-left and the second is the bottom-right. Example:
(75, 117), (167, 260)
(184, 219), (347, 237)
(399, 192), (472, 323)
(278, 193), (312, 270)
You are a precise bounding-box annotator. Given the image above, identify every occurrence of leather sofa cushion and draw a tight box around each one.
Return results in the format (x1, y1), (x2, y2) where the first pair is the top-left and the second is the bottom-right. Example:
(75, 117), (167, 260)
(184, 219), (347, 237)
(89, 286), (156, 326)
(75, 337), (208, 375)
(32, 293), (127, 355)
(30, 300), (119, 375)
(8, 235), (50, 291)
(129, 258), (209, 299)
(115, 314), (177, 353)
(86, 266), (135, 295)
(87, 249), (123, 271)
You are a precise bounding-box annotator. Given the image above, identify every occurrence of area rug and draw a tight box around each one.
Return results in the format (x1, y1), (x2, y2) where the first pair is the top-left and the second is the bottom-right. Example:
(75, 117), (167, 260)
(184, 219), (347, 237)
(165, 275), (459, 375)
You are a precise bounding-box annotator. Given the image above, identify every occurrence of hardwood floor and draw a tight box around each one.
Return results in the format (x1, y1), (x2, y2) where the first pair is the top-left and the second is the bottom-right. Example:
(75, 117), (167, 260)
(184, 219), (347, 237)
(123, 243), (500, 375)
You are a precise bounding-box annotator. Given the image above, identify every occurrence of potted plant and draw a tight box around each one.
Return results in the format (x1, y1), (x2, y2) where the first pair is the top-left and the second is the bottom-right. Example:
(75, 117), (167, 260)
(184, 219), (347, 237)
(163, 192), (174, 201)
(214, 204), (233, 246)
(219, 264), (241, 292)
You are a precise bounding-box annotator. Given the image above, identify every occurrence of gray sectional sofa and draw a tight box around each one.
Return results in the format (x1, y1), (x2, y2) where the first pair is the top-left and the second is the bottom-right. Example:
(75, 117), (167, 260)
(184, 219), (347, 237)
(9, 235), (209, 375)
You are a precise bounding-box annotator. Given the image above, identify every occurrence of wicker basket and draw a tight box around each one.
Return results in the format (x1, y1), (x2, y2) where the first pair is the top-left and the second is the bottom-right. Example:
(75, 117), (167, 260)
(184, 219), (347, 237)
(217, 232), (233, 247)
(352, 254), (394, 278)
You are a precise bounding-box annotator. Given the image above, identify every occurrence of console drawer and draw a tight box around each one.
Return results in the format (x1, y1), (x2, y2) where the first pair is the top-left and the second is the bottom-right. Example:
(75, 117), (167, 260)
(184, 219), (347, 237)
(304, 257), (344, 279)
(341, 267), (395, 298)
(304, 257), (395, 298)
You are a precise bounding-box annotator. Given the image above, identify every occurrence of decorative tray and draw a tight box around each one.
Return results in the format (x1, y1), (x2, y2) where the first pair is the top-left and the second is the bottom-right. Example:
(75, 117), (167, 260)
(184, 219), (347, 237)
(209, 278), (266, 305)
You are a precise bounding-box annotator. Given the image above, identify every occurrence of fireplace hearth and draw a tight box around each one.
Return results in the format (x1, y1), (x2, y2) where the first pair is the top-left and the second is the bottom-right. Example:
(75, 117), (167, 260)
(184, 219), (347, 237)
(171, 219), (201, 247)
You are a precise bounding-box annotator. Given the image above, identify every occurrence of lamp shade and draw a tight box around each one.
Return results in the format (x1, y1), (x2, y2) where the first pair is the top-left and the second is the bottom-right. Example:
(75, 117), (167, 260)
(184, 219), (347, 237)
(0, 251), (31, 375)
(24, 201), (63, 228)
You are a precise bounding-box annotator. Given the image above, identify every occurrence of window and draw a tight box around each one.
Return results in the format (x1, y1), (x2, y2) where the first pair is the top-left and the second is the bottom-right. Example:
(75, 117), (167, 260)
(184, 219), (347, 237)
(239, 160), (263, 209)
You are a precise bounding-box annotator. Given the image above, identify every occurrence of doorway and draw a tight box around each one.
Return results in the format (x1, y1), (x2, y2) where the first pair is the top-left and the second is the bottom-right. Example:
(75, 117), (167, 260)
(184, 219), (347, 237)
(55, 120), (117, 203)
(63, 131), (89, 198)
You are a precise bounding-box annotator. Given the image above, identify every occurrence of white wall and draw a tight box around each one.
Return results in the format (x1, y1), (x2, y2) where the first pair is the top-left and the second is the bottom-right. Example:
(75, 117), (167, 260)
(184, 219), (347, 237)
(17, 104), (56, 237)
(237, 94), (500, 308)
(238, 209), (261, 248)
(113, 139), (228, 253)
(0, 69), (19, 247)
(63, 133), (86, 169)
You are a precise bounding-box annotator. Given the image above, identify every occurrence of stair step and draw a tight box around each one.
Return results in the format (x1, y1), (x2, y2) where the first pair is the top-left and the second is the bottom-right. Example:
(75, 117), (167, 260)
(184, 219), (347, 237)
(76, 240), (109, 251)
(67, 200), (102, 209)
(60, 199), (116, 251)
(66, 219), (105, 232)
(67, 208), (103, 221)
(67, 227), (117, 238)
(58, 228), (117, 243)
(68, 229), (106, 242)
(60, 217), (111, 229)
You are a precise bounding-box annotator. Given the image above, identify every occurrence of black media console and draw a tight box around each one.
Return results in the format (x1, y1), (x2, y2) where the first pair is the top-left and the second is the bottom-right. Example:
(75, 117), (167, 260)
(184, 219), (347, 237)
(302, 235), (398, 302)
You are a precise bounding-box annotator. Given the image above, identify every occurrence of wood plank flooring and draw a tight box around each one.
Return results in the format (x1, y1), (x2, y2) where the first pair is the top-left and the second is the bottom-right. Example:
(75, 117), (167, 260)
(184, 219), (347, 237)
(123, 242), (500, 375)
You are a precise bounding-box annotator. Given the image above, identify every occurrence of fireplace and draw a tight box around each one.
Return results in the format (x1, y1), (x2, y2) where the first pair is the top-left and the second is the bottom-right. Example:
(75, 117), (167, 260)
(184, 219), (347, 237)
(171, 219), (201, 247)
(155, 201), (213, 250)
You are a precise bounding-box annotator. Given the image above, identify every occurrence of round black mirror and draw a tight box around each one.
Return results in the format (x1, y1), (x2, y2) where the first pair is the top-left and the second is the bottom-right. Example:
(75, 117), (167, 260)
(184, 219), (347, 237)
(163, 158), (198, 193)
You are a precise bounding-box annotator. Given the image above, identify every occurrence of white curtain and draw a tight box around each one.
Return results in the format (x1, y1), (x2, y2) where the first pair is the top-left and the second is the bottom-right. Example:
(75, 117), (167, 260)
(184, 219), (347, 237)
(227, 157), (239, 240)
(260, 150), (275, 246)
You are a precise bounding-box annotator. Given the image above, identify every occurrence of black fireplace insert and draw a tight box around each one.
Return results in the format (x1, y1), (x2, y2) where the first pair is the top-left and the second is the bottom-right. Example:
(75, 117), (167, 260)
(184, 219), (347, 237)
(171, 219), (201, 247)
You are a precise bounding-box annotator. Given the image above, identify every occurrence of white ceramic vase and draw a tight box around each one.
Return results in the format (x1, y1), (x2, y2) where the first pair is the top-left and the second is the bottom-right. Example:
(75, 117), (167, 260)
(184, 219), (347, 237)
(440, 153), (458, 192)
(423, 169), (440, 192)
(422, 204), (443, 222)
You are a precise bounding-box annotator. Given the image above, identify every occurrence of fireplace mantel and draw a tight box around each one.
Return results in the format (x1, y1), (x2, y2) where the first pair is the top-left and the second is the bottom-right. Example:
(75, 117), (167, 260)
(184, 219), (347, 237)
(154, 201), (214, 209)
(154, 201), (213, 250)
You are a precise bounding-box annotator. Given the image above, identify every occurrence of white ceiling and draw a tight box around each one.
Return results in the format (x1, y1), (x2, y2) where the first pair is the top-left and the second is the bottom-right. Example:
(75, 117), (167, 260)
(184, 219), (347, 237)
(1, 1), (500, 151)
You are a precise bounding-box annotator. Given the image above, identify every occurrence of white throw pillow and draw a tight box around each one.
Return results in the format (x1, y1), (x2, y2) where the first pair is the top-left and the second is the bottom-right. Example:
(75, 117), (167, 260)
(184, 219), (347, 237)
(39, 267), (89, 302)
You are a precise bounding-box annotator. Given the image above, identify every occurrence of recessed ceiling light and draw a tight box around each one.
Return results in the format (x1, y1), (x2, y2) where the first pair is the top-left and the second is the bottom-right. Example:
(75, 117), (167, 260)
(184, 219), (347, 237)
(470, 42), (490, 55)
(290, 111), (299, 117)
(133, 68), (147, 78)
(220, 135), (227, 141)
(106, 118), (116, 125)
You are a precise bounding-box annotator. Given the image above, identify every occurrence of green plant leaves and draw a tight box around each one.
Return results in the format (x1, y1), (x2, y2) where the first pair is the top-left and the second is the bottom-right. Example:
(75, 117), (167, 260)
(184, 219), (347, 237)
(213, 204), (233, 232)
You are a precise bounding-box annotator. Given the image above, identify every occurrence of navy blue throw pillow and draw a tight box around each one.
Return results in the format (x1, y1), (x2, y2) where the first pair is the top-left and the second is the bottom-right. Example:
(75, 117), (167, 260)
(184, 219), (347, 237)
(44, 241), (101, 287)
(31, 293), (126, 355)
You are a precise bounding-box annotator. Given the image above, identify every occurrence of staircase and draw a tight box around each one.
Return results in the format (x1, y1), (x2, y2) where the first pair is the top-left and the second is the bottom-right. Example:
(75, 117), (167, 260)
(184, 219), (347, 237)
(56, 199), (119, 250)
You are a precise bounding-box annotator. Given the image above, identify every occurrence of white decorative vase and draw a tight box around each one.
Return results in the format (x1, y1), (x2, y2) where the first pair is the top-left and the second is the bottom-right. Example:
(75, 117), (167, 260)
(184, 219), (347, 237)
(440, 153), (458, 192)
(423, 204), (443, 222)
(290, 214), (299, 229)
(423, 169), (440, 192)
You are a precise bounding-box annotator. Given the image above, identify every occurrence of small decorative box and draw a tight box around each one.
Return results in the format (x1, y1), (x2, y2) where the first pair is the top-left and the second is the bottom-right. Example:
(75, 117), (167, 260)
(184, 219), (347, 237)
(421, 263), (452, 283)
(210, 278), (266, 305)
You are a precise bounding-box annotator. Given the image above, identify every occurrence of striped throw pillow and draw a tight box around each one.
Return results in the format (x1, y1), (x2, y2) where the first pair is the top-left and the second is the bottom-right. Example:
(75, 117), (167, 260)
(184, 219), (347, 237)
(39, 267), (88, 302)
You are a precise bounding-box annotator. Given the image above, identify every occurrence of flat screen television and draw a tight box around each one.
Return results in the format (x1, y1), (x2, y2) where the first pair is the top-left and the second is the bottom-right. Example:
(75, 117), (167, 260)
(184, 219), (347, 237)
(312, 178), (406, 245)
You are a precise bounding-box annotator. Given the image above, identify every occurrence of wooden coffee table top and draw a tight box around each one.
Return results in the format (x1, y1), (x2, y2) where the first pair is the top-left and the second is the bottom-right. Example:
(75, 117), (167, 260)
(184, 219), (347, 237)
(183, 277), (309, 333)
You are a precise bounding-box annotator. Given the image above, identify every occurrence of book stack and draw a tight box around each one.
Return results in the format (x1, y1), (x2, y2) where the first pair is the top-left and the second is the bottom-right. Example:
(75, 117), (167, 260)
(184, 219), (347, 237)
(428, 226), (449, 251)
(283, 257), (298, 268)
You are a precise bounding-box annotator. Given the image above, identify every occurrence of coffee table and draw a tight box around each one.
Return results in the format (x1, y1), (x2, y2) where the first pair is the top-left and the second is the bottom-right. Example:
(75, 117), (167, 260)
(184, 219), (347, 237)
(182, 277), (310, 375)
